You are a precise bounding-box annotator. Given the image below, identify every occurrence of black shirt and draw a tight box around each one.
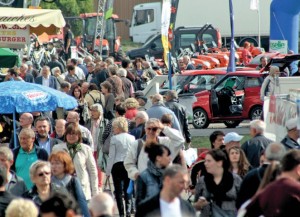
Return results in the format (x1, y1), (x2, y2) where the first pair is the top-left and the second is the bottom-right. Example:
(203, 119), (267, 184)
(0, 191), (16, 216)
(64, 30), (74, 50)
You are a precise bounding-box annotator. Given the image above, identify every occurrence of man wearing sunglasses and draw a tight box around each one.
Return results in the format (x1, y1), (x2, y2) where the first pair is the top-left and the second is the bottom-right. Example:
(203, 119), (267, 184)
(124, 118), (185, 181)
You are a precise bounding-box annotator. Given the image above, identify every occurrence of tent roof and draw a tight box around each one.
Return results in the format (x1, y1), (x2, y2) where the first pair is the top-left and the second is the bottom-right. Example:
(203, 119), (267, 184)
(0, 48), (19, 68)
(0, 8), (66, 35)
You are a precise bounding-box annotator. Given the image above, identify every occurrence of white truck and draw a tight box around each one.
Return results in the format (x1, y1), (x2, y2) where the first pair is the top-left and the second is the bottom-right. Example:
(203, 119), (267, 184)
(129, 0), (271, 50)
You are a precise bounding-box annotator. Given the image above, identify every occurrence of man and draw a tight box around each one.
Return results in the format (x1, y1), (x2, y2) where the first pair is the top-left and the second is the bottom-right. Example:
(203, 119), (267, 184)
(95, 61), (108, 87)
(86, 62), (96, 83)
(117, 68), (133, 99)
(121, 58), (136, 83)
(142, 60), (156, 81)
(26, 61), (39, 79)
(236, 142), (286, 208)
(66, 111), (94, 150)
(19, 63), (35, 83)
(81, 82), (90, 97)
(245, 149), (300, 216)
(0, 165), (16, 216)
(183, 55), (195, 70)
(224, 132), (244, 151)
(60, 81), (71, 94)
(130, 111), (149, 139)
(35, 66), (58, 89)
(64, 23), (74, 60)
(47, 54), (65, 74)
(6, 68), (23, 81)
(69, 58), (86, 82)
(50, 119), (66, 141)
(165, 90), (191, 145)
(9, 112), (34, 149)
(147, 93), (181, 131)
(77, 57), (88, 77)
(281, 117), (300, 149)
(84, 55), (93, 66)
(124, 118), (185, 180)
(241, 120), (273, 168)
(256, 56), (268, 70)
(89, 192), (115, 217)
(34, 117), (62, 155)
(11, 128), (48, 189)
(136, 165), (196, 217)
(40, 192), (81, 217)
(106, 64), (124, 97)
(136, 94), (147, 111)
(0, 146), (27, 197)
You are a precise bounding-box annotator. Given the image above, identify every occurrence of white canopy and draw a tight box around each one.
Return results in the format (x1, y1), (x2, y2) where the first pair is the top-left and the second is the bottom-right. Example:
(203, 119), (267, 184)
(0, 7), (66, 35)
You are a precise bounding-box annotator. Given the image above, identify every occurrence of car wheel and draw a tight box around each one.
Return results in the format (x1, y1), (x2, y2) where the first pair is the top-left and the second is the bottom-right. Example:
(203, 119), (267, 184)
(193, 108), (209, 129)
(250, 106), (263, 120)
(223, 120), (241, 128)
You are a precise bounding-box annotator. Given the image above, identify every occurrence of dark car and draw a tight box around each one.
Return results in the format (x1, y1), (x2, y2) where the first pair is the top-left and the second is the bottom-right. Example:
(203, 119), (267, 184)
(126, 26), (220, 60)
(192, 71), (264, 129)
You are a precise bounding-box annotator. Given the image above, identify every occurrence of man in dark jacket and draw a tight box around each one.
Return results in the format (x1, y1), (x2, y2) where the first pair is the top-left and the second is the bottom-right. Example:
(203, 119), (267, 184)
(165, 90), (191, 145)
(11, 128), (48, 190)
(118, 68), (133, 99)
(130, 111), (148, 139)
(281, 118), (300, 150)
(0, 165), (15, 217)
(136, 165), (196, 217)
(0, 146), (27, 197)
(241, 120), (273, 168)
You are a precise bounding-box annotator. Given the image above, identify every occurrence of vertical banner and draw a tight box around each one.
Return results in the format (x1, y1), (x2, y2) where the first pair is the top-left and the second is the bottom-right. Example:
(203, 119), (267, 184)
(161, 0), (171, 68)
(227, 0), (236, 73)
(168, 0), (179, 55)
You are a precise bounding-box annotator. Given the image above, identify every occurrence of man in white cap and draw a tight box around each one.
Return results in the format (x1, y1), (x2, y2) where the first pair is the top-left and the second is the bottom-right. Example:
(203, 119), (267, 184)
(281, 118), (300, 150)
(224, 132), (243, 152)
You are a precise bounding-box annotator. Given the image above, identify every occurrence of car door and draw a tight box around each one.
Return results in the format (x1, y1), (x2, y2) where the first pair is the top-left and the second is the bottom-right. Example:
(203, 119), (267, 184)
(242, 76), (262, 116)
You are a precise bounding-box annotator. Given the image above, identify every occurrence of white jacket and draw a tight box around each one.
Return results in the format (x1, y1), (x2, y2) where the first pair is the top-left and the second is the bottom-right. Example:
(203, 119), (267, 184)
(52, 143), (99, 200)
(124, 126), (185, 180)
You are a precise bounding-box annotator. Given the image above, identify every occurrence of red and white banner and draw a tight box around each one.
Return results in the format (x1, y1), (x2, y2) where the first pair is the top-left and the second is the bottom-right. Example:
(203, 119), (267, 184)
(0, 25), (30, 48)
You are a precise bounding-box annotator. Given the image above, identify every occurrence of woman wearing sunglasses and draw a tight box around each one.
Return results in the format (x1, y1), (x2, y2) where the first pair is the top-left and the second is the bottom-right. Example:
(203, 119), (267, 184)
(22, 160), (65, 209)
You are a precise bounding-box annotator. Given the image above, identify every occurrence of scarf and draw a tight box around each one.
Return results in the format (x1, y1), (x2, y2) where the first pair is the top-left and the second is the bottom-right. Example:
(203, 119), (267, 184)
(147, 160), (164, 189)
(51, 174), (72, 187)
(67, 142), (82, 159)
(204, 171), (234, 207)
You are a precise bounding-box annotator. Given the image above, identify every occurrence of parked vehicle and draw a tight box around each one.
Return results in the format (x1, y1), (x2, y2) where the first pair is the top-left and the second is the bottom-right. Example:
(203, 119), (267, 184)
(192, 71), (264, 129)
(130, 0), (271, 50)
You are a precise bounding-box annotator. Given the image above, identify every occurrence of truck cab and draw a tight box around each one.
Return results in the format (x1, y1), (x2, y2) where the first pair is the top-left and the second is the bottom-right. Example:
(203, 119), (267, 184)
(126, 26), (221, 60)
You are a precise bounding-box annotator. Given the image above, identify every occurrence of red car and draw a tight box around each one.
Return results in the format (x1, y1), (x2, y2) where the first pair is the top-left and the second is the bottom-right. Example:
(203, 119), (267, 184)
(192, 71), (263, 128)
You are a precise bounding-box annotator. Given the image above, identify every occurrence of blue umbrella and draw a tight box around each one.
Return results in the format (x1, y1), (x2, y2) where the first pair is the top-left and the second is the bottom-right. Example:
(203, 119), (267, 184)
(0, 81), (78, 148)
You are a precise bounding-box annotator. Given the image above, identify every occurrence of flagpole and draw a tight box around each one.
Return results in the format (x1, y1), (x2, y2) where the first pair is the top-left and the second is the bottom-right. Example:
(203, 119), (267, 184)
(227, 0), (236, 73)
(258, 0), (261, 47)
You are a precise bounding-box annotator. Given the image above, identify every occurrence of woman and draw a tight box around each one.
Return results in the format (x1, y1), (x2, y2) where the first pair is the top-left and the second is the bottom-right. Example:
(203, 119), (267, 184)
(241, 41), (252, 65)
(22, 160), (64, 208)
(65, 65), (80, 85)
(260, 65), (280, 101)
(136, 143), (171, 205)
(71, 84), (90, 125)
(228, 146), (251, 179)
(52, 66), (65, 88)
(124, 97), (139, 120)
(49, 151), (90, 217)
(100, 81), (115, 120)
(194, 149), (242, 217)
(106, 117), (135, 217)
(133, 58), (146, 91)
(52, 123), (99, 201)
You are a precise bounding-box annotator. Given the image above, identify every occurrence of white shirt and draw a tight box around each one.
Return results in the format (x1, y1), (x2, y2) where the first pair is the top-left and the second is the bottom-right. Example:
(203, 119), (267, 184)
(42, 76), (50, 87)
(160, 197), (182, 217)
(75, 66), (86, 80)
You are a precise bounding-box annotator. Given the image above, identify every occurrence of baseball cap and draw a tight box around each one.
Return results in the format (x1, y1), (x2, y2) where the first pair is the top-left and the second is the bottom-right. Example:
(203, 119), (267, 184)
(224, 132), (243, 144)
(136, 95), (147, 103)
(286, 118), (298, 131)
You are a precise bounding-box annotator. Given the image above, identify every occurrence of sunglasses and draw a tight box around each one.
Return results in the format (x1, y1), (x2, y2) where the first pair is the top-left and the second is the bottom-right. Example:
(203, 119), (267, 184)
(37, 172), (50, 177)
(147, 127), (159, 132)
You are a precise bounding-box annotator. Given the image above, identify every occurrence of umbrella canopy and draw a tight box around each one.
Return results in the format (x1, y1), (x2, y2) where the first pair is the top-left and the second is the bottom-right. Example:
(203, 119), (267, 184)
(0, 48), (20, 68)
(0, 81), (77, 113)
(0, 8), (66, 35)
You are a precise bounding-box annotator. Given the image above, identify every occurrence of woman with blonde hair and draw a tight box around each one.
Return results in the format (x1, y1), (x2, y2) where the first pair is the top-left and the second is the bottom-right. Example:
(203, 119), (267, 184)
(124, 97), (139, 120)
(260, 65), (280, 101)
(228, 146), (251, 179)
(106, 117), (135, 217)
(5, 198), (38, 217)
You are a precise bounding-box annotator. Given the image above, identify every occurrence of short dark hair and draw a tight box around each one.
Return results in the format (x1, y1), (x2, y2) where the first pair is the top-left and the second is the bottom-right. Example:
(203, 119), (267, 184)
(8, 68), (18, 77)
(65, 23), (71, 29)
(121, 59), (131, 68)
(145, 143), (171, 163)
(34, 116), (51, 128)
(163, 164), (187, 181)
(67, 65), (75, 71)
(40, 192), (80, 216)
(209, 130), (225, 149)
(161, 114), (173, 125)
(115, 104), (126, 116)
(70, 58), (77, 65)
(88, 83), (99, 91)
(281, 150), (300, 172)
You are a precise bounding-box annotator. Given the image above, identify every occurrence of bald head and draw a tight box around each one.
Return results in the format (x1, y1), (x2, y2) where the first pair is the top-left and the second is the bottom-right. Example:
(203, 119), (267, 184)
(89, 193), (114, 217)
(265, 142), (286, 162)
(66, 111), (80, 124)
(151, 93), (164, 105)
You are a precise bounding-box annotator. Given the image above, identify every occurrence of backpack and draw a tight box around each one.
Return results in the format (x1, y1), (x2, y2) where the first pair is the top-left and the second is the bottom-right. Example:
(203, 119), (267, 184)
(88, 92), (103, 106)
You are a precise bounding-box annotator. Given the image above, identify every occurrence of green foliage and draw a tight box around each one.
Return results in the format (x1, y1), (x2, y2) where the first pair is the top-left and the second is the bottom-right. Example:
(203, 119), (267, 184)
(40, 0), (94, 36)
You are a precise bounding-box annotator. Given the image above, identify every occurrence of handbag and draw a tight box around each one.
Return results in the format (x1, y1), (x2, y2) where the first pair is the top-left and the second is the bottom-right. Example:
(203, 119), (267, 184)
(103, 177), (114, 198)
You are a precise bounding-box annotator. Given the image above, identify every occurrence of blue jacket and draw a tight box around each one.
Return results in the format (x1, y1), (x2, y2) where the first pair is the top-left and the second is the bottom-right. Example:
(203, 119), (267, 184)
(35, 75), (58, 89)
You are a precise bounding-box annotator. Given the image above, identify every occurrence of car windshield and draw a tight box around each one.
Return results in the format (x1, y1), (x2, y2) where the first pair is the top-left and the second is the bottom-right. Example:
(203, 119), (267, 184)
(216, 76), (246, 91)
(162, 75), (189, 90)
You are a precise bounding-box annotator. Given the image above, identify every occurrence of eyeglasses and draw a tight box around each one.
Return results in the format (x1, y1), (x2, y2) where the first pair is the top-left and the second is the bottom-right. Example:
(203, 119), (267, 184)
(37, 172), (50, 177)
(147, 127), (159, 132)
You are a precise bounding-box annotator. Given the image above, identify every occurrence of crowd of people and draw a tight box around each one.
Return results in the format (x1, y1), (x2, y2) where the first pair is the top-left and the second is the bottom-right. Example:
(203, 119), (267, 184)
(1, 45), (300, 217)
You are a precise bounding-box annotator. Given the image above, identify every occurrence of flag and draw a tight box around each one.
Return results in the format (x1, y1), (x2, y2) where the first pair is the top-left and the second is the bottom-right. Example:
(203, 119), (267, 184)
(227, 0), (236, 73)
(161, 0), (171, 68)
(250, 0), (259, 11)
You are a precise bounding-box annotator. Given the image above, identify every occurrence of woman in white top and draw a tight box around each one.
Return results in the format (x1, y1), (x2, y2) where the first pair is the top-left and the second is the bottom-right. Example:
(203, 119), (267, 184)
(260, 65), (280, 101)
(106, 117), (135, 217)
